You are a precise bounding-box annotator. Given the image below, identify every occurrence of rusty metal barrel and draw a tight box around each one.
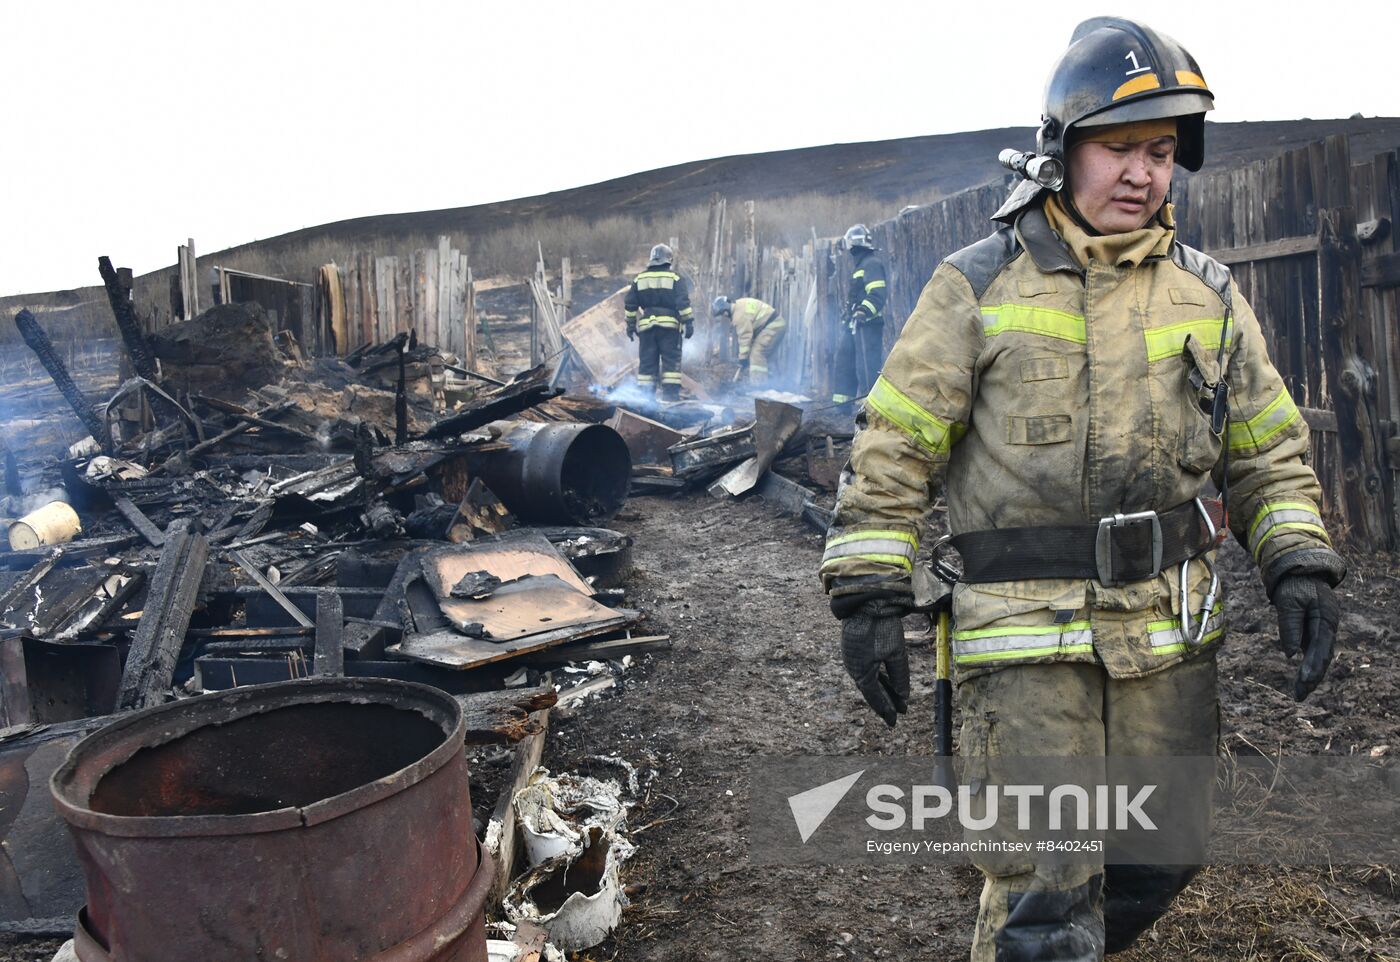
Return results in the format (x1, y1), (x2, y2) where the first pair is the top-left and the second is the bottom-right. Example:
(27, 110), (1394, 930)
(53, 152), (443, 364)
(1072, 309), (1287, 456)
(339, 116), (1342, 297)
(50, 678), (492, 962)
(468, 420), (631, 525)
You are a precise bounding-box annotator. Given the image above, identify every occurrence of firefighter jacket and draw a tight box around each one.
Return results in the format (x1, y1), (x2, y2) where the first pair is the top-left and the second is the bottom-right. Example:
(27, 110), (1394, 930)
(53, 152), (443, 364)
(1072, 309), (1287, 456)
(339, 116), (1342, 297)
(730, 297), (784, 358)
(821, 194), (1346, 680)
(624, 266), (694, 332)
(847, 249), (888, 325)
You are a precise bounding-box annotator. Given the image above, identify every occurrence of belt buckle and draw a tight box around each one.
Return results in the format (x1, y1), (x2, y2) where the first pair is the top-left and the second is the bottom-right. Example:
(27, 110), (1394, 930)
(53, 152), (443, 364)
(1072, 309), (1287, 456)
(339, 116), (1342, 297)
(1094, 510), (1163, 587)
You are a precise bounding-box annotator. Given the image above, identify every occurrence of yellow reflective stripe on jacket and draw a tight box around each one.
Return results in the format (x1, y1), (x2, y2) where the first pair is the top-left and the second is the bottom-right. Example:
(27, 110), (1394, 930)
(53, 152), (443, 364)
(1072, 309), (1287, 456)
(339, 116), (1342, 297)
(821, 529), (918, 572)
(1227, 387), (1301, 453)
(638, 316), (681, 329)
(861, 299), (880, 315)
(864, 279), (887, 292)
(634, 271), (678, 290)
(952, 621), (1093, 666)
(867, 376), (956, 456)
(981, 304), (1087, 343)
(679, 306), (694, 317)
(1142, 317), (1233, 362)
(1247, 501), (1330, 560)
(852, 269), (865, 280)
(832, 393), (852, 403)
(1146, 604), (1225, 656)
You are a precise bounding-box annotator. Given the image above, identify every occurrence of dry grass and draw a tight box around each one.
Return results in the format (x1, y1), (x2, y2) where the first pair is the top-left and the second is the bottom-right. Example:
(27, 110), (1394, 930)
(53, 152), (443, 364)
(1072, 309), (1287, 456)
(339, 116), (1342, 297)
(1119, 865), (1399, 961)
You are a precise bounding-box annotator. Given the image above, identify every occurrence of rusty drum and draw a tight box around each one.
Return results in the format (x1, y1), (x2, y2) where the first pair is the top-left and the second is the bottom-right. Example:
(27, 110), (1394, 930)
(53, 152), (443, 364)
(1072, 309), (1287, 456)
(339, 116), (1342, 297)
(50, 677), (492, 961)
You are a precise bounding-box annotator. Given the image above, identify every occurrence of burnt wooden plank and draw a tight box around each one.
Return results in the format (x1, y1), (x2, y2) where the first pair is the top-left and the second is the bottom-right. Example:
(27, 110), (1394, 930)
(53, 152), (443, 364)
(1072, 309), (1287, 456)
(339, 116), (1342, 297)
(229, 550), (315, 629)
(314, 592), (344, 677)
(117, 520), (209, 710)
(486, 706), (549, 909)
(112, 496), (166, 548)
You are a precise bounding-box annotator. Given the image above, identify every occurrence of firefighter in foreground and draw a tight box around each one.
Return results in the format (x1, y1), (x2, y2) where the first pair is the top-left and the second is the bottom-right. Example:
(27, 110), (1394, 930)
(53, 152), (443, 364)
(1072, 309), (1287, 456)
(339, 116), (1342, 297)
(710, 295), (787, 388)
(624, 244), (693, 402)
(831, 224), (888, 410)
(821, 18), (1344, 960)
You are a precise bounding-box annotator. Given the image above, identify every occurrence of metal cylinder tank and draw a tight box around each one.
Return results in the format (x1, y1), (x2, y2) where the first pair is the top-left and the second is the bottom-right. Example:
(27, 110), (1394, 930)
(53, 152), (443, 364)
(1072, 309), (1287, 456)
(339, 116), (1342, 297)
(468, 421), (631, 525)
(50, 677), (492, 962)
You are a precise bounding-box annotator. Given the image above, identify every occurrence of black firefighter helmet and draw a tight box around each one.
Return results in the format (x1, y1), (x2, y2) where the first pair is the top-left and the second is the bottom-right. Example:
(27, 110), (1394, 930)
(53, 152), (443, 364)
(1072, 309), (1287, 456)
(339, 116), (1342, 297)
(1040, 17), (1215, 172)
(996, 17), (1215, 221)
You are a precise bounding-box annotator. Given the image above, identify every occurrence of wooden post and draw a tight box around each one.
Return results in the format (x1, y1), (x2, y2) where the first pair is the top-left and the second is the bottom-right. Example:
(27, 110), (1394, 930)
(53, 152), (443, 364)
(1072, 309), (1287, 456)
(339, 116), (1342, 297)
(1319, 204), (1392, 549)
(437, 235), (452, 352)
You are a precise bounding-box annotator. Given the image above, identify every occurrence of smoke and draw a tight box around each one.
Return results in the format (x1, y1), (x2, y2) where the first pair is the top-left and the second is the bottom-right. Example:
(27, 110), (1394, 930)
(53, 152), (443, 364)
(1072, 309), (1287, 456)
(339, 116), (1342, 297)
(598, 382), (659, 412)
(1, 486), (70, 520)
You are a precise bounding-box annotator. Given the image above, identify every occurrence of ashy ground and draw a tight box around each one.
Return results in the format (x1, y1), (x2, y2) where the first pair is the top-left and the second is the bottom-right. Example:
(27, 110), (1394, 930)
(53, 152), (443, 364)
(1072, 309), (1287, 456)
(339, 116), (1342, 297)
(546, 491), (1399, 962)
(6, 491), (1395, 962)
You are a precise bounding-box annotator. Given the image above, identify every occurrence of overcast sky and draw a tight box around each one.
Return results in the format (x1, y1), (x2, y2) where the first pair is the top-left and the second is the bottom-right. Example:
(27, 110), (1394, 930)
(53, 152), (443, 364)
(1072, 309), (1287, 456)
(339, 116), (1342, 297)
(5, 0), (1397, 297)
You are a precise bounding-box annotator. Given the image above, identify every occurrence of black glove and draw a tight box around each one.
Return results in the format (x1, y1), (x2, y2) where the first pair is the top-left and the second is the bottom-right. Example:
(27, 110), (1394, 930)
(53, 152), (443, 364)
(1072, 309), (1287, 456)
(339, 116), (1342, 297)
(840, 599), (910, 727)
(738, 357), (750, 372)
(851, 309), (869, 327)
(1273, 575), (1340, 701)
(626, 323), (636, 342)
(683, 320), (694, 339)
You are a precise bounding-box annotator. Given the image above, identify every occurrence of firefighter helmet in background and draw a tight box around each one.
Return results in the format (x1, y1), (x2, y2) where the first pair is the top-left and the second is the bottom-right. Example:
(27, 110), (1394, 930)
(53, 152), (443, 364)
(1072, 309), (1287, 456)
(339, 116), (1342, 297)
(1041, 17), (1215, 172)
(647, 243), (674, 268)
(711, 295), (731, 317)
(843, 224), (875, 251)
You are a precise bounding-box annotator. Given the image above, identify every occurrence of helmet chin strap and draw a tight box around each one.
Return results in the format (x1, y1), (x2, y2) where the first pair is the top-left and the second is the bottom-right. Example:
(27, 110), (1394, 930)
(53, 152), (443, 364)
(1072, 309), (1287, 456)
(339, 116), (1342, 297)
(1057, 186), (1105, 237)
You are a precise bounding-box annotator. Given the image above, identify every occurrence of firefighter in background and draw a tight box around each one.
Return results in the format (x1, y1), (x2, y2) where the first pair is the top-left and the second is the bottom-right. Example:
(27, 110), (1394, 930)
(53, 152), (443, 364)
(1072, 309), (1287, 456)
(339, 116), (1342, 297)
(822, 17), (1344, 960)
(624, 243), (694, 401)
(710, 295), (787, 388)
(831, 224), (888, 411)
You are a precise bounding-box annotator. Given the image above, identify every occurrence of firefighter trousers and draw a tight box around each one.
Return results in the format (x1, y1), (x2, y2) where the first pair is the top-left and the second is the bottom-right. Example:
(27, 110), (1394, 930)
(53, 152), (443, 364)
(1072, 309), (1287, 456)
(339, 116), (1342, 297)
(638, 326), (683, 401)
(960, 655), (1219, 961)
(832, 319), (884, 402)
(748, 320), (786, 388)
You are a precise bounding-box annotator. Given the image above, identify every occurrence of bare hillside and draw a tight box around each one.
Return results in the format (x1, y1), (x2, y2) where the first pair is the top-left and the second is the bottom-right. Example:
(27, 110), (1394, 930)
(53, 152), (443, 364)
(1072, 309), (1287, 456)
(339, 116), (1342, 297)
(6, 117), (1400, 319)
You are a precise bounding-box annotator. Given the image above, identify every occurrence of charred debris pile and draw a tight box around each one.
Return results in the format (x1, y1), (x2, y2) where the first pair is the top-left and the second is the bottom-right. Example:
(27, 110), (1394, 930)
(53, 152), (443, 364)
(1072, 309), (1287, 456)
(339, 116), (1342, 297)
(0, 265), (848, 945)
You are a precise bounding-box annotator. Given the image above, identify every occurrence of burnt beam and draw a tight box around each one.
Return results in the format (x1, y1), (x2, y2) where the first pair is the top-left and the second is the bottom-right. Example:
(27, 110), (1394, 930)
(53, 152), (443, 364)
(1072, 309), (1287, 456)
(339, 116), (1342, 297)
(112, 495), (166, 548)
(13, 310), (113, 453)
(314, 592), (344, 676)
(117, 520), (209, 710)
(98, 256), (159, 381)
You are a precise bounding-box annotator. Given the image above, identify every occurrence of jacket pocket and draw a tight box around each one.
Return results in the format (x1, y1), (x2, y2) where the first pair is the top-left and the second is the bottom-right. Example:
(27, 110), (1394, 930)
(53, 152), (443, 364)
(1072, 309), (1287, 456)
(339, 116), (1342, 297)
(1020, 356), (1069, 382)
(1176, 335), (1223, 473)
(1007, 414), (1073, 445)
(951, 579), (1090, 669)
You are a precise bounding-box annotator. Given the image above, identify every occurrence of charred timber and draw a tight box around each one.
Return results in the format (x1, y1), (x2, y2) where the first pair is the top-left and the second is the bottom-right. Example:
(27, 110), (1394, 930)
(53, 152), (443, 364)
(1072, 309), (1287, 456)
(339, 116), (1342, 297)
(419, 365), (561, 440)
(13, 310), (113, 453)
(97, 256), (160, 382)
(117, 519), (209, 710)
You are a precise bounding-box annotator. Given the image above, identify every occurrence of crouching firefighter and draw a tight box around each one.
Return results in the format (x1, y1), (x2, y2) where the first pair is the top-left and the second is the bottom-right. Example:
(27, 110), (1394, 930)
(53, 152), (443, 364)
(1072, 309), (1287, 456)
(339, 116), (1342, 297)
(820, 18), (1345, 961)
(711, 294), (787, 387)
(625, 243), (694, 402)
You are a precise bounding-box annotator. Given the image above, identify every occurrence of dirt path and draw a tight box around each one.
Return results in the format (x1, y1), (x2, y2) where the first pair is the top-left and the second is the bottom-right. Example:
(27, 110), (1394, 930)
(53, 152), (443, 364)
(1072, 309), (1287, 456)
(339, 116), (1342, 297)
(547, 492), (1400, 961)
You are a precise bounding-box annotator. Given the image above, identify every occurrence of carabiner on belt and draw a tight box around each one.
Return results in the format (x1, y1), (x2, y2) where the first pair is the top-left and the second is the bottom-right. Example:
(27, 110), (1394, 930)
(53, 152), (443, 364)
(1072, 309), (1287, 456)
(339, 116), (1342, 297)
(1178, 498), (1221, 647)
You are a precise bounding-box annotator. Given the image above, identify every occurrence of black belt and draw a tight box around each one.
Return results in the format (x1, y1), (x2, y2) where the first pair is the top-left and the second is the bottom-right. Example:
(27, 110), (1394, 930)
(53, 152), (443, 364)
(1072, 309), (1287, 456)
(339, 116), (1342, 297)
(950, 499), (1224, 586)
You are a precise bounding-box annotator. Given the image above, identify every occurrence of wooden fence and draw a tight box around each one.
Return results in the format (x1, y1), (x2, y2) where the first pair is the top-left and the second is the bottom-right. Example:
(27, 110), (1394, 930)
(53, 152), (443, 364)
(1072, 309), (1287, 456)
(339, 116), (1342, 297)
(325, 236), (476, 361)
(724, 135), (1400, 551)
